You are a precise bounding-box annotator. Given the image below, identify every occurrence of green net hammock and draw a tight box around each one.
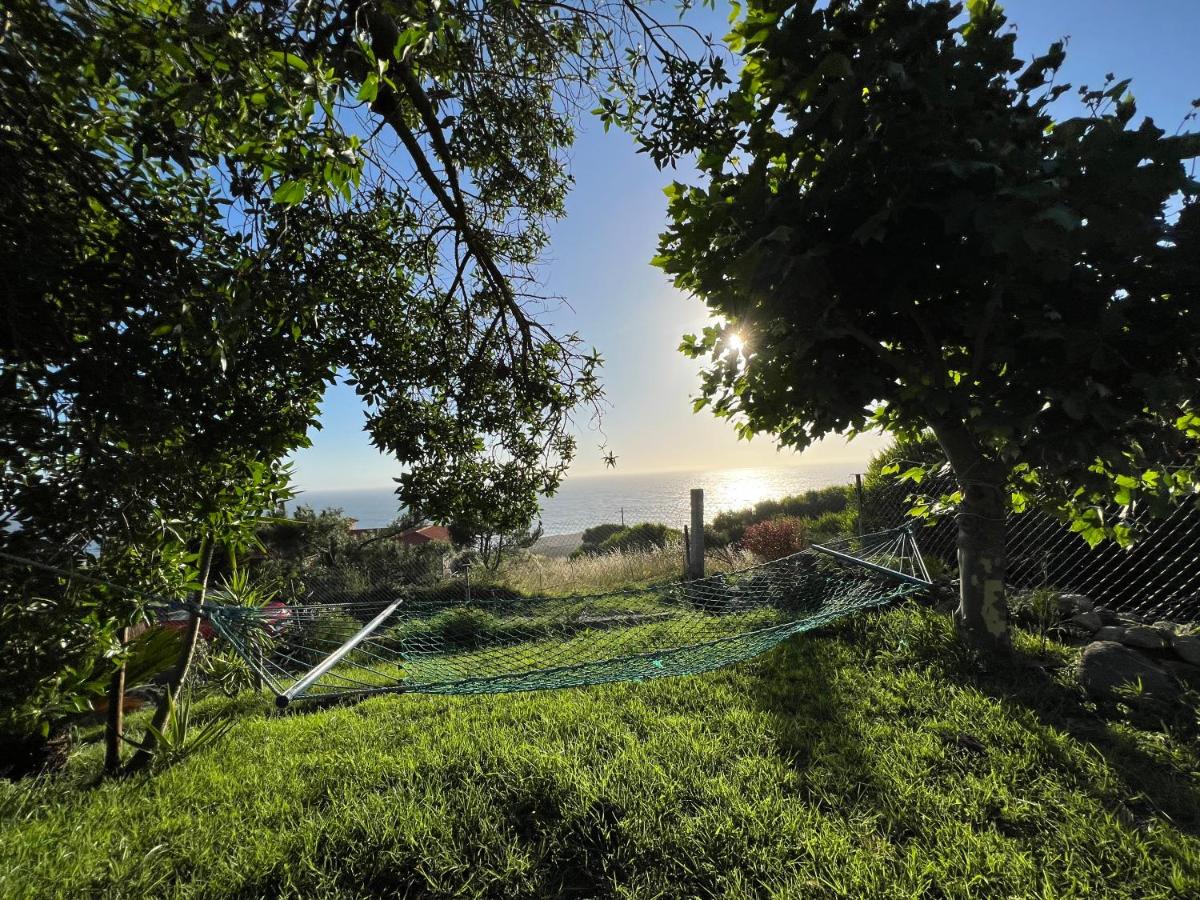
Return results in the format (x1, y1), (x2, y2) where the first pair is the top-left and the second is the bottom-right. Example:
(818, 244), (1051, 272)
(201, 527), (931, 706)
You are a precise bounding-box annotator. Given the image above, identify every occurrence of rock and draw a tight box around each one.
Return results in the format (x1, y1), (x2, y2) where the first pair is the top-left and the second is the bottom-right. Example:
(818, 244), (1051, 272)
(1163, 660), (1200, 689)
(1152, 620), (1180, 636)
(1069, 611), (1103, 633)
(1077, 641), (1181, 705)
(1095, 626), (1126, 642)
(1056, 593), (1094, 615)
(1172, 634), (1200, 666)
(1120, 625), (1168, 650)
(1095, 606), (1122, 625)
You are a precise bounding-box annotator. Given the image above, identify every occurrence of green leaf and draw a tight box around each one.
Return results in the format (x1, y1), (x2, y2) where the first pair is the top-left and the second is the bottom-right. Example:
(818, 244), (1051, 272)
(272, 180), (307, 205)
(356, 74), (380, 103)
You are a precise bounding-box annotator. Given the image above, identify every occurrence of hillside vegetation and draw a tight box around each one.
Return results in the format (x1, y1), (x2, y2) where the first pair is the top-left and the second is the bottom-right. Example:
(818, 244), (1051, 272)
(2, 600), (1198, 898)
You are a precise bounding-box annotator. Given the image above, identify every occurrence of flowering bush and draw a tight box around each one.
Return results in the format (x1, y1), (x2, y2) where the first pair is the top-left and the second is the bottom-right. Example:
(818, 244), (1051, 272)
(741, 517), (809, 561)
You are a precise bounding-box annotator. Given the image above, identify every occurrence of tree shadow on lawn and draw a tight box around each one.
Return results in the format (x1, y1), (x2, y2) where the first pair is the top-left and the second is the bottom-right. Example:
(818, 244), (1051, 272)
(964, 642), (1200, 837)
(752, 611), (1200, 843)
(739, 629), (934, 855)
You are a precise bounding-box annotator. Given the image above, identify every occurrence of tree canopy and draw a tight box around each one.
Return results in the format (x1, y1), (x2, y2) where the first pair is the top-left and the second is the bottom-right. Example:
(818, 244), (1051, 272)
(0, 0), (712, 741)
(638, 0), (1200, 649)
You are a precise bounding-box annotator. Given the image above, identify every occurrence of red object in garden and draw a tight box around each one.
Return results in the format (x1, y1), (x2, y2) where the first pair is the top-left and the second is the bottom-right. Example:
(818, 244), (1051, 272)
(158, 607), (215, 640)
(261, 601), (292, 636)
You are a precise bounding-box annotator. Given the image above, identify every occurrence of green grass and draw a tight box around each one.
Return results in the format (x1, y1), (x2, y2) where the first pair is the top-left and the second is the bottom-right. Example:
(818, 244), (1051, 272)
(3, 605), (1199, 898)
(494, 542), (756, 596)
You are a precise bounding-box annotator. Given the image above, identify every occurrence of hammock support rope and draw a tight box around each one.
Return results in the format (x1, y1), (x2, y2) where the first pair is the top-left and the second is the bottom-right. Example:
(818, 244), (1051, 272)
(201, 525), (932, 706)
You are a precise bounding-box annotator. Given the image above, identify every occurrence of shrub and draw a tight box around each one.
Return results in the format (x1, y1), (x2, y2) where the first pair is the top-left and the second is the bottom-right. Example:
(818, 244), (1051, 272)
(277, 609), (363, 667)
(582, 523), (624, 546)
(572, 523), (626, 558)
(708, 485), (850, 547)
(406, 606), (504, 650)
(597, 523), (681, 554)
(806, 509), (856, 544)
(742, 518), (809, 561)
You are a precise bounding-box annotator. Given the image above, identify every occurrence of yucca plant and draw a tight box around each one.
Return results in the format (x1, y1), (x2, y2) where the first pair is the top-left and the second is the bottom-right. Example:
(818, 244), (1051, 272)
(122, 691), (234, 771)
(199, 650), (256, 698)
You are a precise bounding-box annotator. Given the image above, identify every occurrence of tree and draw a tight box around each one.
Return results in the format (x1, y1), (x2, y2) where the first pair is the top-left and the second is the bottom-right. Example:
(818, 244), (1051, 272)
(3, 0), (715, 744)
(637, 0), (1200, 651)
(449, 518), (544, 572)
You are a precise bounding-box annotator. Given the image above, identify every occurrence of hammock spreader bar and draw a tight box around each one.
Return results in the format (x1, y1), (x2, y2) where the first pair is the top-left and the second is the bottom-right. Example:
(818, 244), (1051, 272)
(276, 598), (404, 708)
(811, 526), (932, 587)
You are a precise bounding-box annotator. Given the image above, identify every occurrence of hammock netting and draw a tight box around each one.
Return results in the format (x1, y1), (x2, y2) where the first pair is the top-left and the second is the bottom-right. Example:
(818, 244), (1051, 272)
(201, 527), (931, 706)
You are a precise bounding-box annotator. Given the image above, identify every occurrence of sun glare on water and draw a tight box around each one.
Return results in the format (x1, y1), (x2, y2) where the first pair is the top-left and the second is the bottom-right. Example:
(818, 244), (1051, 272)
(714, 468), (775, 513)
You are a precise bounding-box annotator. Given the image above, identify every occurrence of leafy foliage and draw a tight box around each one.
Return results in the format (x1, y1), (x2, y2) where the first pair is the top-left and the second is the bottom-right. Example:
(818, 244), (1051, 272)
(120, 691), (235, 772)
(573, 523), (626, 557)
(741, 517), (809, 561)
(708, 484), (851, 547)
(258, 506), (448, 599)
(637, 0), (1200, 648)
(596, 522), (682, 554)
(2, 0), (711, 736)
(449, 518), (543, 573)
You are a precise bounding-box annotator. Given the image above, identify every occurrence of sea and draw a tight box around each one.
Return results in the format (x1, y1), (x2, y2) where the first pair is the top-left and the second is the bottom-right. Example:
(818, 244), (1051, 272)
(287, 462), (862, 536)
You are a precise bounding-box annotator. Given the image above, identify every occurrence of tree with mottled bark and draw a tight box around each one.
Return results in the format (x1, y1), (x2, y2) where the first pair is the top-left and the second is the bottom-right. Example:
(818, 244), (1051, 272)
(632, 0), (1200, 651)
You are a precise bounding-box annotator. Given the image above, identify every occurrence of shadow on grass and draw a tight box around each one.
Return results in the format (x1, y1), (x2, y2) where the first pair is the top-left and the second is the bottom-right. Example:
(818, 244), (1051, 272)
(968, 643), (1200, 837)
(786, 607), (1200, 839)
(737, 608), (1200, 900)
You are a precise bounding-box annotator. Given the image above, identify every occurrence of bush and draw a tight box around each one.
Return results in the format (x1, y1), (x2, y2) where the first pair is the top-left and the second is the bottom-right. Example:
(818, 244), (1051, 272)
(708, 485), (850, 547)
(572, 523), (626, 558)
(582, 523), (624, 546)
(425, 607), (503, 650)
(277, 609), (363, 667)
(742, 518), (809, 561)
(597, 523), (681, 554)
(806, 509), (856, 544)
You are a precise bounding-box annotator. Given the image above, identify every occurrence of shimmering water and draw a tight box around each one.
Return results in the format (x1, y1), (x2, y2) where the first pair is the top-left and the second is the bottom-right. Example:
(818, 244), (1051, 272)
(288, 462), (860, 535)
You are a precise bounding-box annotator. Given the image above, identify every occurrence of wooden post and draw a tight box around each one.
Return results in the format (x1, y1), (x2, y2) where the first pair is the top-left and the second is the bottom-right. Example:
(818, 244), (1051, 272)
(855, 473), (865, 540)
(103, 625), (129, 776)
(688, 488), (705, 580)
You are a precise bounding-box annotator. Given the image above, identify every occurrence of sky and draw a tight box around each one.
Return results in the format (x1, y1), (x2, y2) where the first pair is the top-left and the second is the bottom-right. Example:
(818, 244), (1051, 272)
(291, 0), (1200, 492)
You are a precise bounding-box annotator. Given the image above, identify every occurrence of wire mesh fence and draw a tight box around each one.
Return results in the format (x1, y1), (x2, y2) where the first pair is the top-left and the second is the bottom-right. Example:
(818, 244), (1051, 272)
(859, 475), (1200, 623)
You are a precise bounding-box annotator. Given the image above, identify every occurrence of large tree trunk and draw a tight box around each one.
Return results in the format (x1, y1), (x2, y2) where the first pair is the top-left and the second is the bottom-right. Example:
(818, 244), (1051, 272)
(124, 544), (214, 773)
(930, 420), (1011, 653)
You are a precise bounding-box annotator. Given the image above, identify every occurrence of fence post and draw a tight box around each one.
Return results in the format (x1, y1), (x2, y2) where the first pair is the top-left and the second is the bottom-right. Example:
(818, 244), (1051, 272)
(688, 488), (705, 580)
(855, 473), (865, 539)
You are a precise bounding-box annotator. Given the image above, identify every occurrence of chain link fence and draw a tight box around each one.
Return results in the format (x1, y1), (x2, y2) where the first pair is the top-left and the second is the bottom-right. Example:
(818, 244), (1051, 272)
(859, 475), (1200, 623)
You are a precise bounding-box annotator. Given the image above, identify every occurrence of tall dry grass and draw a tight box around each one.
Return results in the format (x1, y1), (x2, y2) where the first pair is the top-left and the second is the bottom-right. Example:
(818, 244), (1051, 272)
(497, 541), (758, 596)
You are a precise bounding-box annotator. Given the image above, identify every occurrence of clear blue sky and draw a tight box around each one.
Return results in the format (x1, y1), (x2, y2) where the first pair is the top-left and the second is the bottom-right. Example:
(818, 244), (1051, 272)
(291, 0), (1200, 491)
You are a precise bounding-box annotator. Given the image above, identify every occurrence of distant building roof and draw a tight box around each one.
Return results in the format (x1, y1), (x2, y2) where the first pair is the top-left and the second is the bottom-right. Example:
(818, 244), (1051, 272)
(396, 524), (451, 545)
(349, 524), (451, 546)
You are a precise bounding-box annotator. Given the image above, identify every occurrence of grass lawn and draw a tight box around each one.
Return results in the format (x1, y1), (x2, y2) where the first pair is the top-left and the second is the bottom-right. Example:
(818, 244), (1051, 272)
(2, 605), (1198, 898)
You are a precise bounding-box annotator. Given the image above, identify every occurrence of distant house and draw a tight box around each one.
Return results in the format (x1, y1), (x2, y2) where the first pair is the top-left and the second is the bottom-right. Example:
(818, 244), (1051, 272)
(349, 524), (451, 546)
(394, 524), (451, 546)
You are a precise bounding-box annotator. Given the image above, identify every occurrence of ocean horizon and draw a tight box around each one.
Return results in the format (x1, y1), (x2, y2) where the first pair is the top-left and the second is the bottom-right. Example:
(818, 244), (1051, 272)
(287, 462), (863, 535)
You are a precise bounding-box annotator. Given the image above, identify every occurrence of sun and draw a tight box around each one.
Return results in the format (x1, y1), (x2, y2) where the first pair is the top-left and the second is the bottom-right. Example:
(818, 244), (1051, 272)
(727, 332), (745, 353)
